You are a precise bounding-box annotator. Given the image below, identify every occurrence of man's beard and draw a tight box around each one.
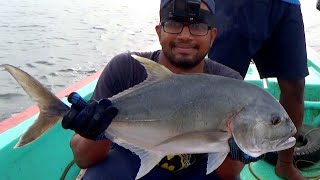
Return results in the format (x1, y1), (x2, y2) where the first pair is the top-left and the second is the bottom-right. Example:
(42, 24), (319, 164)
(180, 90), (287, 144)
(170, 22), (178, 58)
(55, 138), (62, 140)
(163, 48), (205, 70)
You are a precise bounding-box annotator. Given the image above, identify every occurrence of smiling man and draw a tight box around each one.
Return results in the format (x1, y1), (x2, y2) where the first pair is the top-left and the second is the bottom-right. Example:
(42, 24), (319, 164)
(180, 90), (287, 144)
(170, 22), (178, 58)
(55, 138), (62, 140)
(62, 0), (261, 179)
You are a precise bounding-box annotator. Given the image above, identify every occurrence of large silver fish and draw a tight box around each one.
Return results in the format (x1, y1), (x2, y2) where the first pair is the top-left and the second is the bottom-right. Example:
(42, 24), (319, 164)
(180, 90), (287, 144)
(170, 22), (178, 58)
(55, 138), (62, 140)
(2, 55), (297, 179)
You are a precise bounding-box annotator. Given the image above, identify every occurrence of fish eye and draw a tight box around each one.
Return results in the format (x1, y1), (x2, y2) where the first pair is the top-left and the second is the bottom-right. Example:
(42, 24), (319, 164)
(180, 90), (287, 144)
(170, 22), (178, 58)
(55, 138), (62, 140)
(271, 116), (281, 125)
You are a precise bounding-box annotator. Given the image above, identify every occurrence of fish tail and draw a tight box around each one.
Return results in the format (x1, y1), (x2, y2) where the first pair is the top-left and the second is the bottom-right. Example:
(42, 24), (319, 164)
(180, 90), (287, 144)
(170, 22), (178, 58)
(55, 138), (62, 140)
(2, 64), (70, 148)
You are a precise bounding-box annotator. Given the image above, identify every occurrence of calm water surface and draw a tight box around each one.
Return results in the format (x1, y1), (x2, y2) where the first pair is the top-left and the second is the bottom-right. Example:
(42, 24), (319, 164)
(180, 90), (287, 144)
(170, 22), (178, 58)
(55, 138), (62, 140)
(0, 0), (160, 120)
(0, 0), (319, 120)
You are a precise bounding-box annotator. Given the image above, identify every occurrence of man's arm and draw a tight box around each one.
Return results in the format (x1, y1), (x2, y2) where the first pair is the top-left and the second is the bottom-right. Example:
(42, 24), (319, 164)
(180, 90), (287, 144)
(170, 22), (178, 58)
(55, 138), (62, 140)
(70, 134), (112, 168)
(68, 53), (148, 168)
(276, 78), (306, 179)
(68, 57), (123, 168)
(64, 97), (117, 168)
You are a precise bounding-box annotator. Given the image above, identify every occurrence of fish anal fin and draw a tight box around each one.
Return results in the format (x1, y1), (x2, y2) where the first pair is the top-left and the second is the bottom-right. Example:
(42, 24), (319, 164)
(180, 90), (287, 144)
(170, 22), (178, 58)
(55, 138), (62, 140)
(115, 140), (164, 179)
(206, 152), (229, 175)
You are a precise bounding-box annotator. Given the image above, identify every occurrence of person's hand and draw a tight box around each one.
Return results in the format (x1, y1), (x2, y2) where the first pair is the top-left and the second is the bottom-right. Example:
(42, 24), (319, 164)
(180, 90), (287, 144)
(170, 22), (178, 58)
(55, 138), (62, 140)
(228, 138), (264, 164)
(62, 92), (118, 141)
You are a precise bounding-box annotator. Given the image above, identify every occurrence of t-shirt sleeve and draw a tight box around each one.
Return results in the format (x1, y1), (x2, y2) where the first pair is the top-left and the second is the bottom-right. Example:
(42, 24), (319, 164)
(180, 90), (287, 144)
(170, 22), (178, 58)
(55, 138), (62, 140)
(205, 59), (243, 80)
(92, 53), (148, 100)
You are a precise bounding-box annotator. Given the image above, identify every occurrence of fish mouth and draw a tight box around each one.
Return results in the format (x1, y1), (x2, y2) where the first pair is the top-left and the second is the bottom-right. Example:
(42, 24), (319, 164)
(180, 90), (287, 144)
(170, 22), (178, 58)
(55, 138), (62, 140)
(277, 136), (296, 147)
(243, 136), (296, 157)
(274, 134), (296, 151)
(273, 126), (297, 150)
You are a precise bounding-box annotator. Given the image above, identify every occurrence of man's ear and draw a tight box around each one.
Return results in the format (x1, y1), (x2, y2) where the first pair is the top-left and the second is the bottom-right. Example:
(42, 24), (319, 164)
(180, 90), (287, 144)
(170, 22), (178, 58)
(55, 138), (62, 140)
(155, 25), (161, 39)
(210, 28), (217, 46)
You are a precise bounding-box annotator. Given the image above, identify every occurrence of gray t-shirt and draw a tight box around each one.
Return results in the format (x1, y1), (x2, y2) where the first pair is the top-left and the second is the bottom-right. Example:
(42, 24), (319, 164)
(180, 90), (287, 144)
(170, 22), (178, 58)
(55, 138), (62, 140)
(93, 50), (242, 100)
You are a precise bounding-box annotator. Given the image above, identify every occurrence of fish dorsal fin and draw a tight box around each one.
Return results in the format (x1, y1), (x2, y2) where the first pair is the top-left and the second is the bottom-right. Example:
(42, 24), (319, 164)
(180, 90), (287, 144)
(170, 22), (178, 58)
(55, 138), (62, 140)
(110, 55), (173, 101)
(131, 54), (173, 81)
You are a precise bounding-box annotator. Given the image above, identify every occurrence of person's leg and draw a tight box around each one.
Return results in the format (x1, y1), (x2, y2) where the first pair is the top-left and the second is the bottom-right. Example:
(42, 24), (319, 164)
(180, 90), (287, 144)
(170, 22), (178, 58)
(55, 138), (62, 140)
(253, 1), (308, 80)
(214, 156), (244, 180)
(253, 2), (308, 180)
(209, 30), (252, 78)
(139, 165), (172, 180)
(83, 143), (140, 180)
(209, 0), (263, 78)
(209, 1), (282, 179)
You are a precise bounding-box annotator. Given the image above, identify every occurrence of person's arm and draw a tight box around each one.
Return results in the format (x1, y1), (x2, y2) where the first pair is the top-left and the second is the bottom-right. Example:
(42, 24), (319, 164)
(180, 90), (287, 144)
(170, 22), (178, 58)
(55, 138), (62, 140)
(69, 53), (148, 168)
(64, 95), (117, 168)
(276, 78), (305, 179)
(70, 134), (112, 168)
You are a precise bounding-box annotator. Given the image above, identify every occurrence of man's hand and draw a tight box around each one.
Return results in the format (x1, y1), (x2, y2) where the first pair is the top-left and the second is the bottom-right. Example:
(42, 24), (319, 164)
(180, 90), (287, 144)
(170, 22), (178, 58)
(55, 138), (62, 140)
(62, 92), (118, 141)
(228, 138), (264, 164)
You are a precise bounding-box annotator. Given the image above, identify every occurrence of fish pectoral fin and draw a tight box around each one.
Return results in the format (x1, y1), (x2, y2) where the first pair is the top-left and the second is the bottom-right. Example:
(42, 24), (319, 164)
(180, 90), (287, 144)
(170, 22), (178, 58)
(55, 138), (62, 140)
(115, 140), (163, 180)
(155, 131), (231, 154)
(206, 152), (229, 175)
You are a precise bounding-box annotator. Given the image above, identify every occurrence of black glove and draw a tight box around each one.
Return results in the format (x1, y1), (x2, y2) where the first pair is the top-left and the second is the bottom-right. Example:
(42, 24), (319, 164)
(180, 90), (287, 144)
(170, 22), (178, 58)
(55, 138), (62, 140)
(62, 92), (118, 141)
(228, 138), (264, 164)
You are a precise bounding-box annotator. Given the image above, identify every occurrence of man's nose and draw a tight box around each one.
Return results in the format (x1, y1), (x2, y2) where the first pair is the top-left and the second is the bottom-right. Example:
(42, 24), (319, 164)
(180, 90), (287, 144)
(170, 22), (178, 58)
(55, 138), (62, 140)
(178, 25), (192, 38)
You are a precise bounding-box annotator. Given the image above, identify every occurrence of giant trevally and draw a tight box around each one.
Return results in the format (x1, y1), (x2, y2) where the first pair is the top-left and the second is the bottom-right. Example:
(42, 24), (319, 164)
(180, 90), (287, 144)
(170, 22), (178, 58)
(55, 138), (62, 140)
(2, 55), (297, 179)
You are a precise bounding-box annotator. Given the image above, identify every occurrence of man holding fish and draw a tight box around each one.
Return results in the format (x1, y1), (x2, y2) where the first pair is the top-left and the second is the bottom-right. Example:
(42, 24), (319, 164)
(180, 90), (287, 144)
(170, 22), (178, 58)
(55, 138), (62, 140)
(3, 0), (300, 179)
(61, 0), (297, 179)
